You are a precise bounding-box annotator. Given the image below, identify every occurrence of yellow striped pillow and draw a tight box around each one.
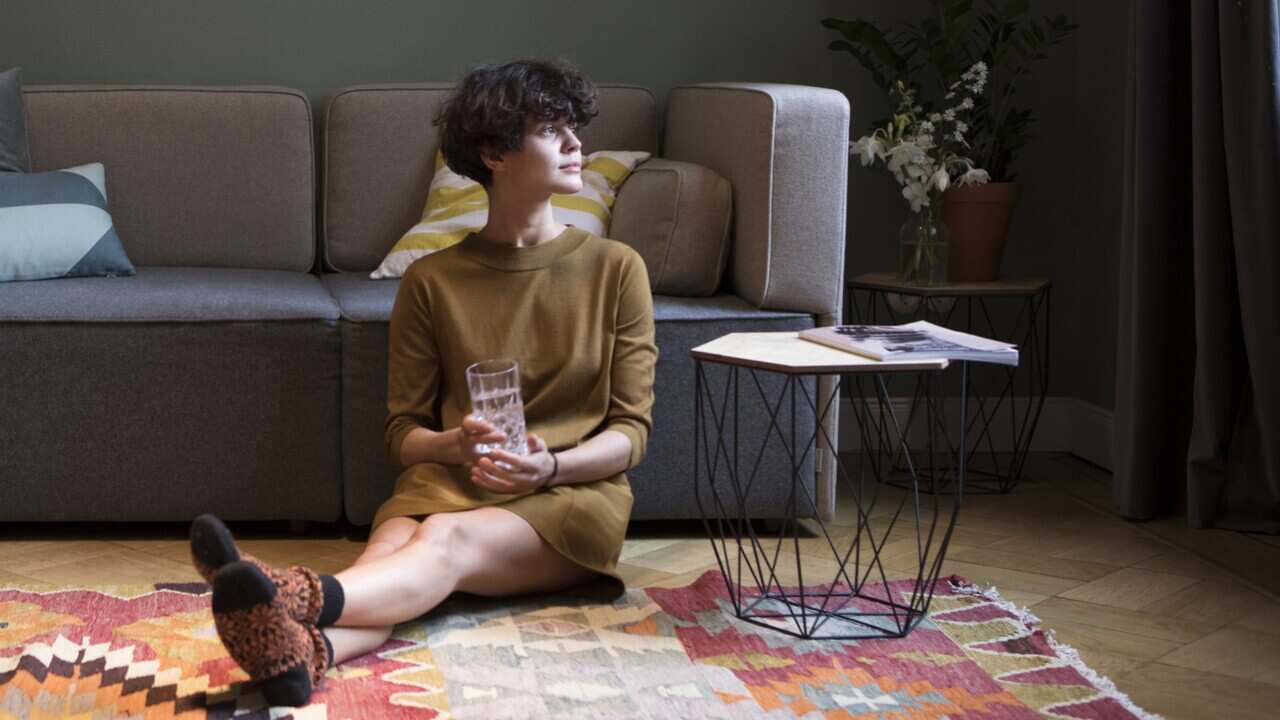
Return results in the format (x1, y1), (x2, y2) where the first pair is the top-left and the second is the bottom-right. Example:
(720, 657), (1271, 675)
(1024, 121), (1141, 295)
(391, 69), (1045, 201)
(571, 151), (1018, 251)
(370, 149), (650, 279)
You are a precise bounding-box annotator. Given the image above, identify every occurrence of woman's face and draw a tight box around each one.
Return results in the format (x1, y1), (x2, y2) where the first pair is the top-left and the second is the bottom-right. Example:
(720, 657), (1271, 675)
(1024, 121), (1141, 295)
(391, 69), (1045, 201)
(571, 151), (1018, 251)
(491, 117), (583, 196)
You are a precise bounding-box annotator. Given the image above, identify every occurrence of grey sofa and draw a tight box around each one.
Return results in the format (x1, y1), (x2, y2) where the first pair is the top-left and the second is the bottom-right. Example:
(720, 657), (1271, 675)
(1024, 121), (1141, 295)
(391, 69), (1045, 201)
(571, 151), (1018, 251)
(0, 82), (849, 525)
(0, 85), (343, 522)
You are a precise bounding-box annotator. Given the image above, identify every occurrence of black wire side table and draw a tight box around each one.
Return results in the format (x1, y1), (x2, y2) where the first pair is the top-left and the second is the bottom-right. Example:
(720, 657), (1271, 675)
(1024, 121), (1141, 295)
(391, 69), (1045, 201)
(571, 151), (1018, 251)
(691, 332), (968, 640)
(846, 273), (1050, 494)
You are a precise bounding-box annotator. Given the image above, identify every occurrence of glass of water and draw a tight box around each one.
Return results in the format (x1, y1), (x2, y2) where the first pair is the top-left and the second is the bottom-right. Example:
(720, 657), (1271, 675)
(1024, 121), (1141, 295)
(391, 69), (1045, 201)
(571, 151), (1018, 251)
(465, 359), (528, 457)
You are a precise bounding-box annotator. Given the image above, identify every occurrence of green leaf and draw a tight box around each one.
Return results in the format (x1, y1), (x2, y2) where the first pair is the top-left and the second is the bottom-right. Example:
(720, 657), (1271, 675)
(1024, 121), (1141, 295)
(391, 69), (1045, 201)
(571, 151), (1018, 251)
(828, 40), (894, 94)
(944, 0), (974, 25)
(840, 19), (910, 73)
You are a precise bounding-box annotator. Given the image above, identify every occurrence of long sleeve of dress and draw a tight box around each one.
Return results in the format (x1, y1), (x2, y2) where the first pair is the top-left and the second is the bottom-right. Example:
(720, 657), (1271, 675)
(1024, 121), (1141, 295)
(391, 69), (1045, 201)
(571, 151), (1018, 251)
(384, 271), (442, 467)
(604, 251), (658, 469)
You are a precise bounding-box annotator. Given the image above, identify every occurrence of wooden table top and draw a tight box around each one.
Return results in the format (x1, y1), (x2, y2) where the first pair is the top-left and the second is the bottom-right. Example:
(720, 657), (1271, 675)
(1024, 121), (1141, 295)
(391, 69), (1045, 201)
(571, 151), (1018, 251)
(690, 332), (949, 375)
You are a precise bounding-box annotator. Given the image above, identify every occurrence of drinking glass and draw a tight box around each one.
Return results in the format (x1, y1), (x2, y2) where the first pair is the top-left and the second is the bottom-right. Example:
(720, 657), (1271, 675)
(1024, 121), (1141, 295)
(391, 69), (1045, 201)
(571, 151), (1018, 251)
(465, 359), (528, 457)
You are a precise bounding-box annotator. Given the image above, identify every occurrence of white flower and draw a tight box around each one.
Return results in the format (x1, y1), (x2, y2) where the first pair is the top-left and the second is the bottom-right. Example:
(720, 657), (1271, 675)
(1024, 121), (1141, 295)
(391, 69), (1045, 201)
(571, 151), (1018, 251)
(885, 142), (917, 175)
(902, 181), (931, 212)
(945, 92), (956, 100)
(919, 121), (934, 134)
(943, 109), (956, 121)
(928, 112), (942, 123)
(961, 61), (989, 94)
(958, 167), (991, 186)
(955, 121), (968, 133)
(850, 136), (881, 166)
(932, 167), (950, 192)
(960, 98), (974, 110)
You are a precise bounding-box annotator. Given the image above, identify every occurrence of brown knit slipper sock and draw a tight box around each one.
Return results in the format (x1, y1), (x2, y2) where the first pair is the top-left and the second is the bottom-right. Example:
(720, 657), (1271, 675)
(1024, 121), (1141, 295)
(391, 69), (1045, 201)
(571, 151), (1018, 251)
(303, 623), (333, 686)
(191, 514), (324, 625)
(212, 560), (317, 707)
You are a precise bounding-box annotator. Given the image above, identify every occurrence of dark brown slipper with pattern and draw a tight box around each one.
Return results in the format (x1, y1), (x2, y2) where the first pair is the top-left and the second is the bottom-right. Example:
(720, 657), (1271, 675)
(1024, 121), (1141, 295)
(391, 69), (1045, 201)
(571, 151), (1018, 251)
(212, 560), (316, 707)
(302, 621), (333, 686)
(191, 514), (324, 625)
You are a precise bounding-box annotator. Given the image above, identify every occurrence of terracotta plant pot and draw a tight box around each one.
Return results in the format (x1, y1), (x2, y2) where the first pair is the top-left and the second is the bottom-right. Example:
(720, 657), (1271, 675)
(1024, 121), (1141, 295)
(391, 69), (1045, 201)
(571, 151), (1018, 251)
(939, 182), (1019, 282)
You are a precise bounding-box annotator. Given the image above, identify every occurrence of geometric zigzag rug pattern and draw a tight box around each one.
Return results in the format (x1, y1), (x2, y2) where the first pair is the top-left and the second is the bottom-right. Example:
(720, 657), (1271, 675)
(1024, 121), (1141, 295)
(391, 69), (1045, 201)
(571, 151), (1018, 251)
(0, 569), (1159, 719)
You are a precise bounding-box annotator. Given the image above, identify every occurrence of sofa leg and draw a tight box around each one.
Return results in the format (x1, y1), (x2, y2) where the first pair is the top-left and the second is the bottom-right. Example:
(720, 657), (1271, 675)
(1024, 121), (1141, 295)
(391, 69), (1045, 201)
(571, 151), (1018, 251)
(288, 519), (309, 535)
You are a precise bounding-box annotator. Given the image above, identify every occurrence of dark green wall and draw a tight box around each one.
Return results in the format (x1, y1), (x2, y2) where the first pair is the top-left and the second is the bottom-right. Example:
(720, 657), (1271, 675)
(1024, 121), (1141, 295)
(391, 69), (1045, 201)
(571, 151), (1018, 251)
(4, 0), (862, 107)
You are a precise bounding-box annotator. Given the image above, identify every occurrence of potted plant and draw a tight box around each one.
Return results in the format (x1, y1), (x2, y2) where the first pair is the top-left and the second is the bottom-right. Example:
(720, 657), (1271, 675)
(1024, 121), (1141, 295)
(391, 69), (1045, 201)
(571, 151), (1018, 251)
(849, 69), (991, 286)
(823, 0), (1077, 281)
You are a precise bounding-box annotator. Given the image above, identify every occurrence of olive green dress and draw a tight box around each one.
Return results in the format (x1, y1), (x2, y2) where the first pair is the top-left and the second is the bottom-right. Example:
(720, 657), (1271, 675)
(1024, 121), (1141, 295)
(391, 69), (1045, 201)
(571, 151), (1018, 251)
(373, 228), (657, 585)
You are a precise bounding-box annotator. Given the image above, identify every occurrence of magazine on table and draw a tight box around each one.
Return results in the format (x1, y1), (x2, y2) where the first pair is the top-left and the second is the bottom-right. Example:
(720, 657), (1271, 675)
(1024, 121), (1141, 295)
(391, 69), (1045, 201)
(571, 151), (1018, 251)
(799, 320), (1019, 366)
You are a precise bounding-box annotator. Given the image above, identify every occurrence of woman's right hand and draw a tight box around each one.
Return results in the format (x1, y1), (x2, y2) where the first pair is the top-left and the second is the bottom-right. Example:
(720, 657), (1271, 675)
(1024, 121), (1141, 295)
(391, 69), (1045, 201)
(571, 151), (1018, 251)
(456, 414), (507, 466)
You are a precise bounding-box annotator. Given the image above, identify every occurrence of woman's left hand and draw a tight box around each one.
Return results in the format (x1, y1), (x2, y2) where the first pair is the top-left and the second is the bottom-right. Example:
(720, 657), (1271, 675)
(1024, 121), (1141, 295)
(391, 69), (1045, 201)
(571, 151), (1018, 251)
(469, 433), (555, 494)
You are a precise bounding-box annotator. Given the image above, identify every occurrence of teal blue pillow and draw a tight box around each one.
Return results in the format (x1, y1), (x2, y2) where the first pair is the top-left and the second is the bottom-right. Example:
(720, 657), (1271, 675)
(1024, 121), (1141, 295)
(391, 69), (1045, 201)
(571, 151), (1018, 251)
(0, 162), (136, 282)
(0, 66), (30, 172)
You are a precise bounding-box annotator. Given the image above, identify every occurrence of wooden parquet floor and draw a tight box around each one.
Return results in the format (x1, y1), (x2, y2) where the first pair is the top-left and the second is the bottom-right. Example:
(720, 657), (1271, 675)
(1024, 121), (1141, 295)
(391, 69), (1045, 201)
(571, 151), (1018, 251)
(1, 453), (1277, 719)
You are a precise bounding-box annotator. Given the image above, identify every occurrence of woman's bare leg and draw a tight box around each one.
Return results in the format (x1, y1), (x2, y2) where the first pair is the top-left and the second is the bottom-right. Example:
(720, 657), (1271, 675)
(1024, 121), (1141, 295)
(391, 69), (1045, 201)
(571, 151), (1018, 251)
(331, 506), (595, 629)
(323, 517), (419, 663)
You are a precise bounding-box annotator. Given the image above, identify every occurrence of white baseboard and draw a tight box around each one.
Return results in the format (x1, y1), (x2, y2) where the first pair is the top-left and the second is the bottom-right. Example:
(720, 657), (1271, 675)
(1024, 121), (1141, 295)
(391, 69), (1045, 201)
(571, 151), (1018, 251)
(837, 395), (1114, 470)
(1068, 398), (1115, 471)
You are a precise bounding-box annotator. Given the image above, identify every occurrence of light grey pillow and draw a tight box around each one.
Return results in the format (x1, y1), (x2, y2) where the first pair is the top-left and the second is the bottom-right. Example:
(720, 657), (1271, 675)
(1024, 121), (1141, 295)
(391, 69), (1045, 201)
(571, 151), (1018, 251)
(0, 67), (31, 173)
(610, 159), (732, 297)
(0, 162), (136, 282)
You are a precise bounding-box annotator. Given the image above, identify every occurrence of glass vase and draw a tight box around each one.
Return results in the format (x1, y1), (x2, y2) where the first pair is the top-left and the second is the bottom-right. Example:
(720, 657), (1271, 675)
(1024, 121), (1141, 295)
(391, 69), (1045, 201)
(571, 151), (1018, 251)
(898, 206), (951, 286)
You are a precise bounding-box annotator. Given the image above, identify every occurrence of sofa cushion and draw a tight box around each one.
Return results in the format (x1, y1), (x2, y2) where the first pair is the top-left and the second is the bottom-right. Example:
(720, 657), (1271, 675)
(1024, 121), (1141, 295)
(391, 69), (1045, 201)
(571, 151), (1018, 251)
(321, 272), (399, 322)
(23, 86), (315, 271)
(0, 67), (30, 172)
(324, 84), (657, 273)
(0, 267), (340, 322)
(0, 163), (136, 282)
(369, 149), (649, 279)
(610, 159), (731, 297)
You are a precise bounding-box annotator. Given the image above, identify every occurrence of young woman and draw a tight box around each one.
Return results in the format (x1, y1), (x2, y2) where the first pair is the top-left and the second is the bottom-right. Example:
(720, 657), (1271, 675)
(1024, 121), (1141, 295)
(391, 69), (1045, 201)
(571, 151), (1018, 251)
(189, 58), (657, 706)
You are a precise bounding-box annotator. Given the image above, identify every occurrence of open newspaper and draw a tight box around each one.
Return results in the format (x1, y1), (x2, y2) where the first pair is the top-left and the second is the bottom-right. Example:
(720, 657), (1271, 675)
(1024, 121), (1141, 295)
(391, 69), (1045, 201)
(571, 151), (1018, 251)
(799, 320), (1019, 366)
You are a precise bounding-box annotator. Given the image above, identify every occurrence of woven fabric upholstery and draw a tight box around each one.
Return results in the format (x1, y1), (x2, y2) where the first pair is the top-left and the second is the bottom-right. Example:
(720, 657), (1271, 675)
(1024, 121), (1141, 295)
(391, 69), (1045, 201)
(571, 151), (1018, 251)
(22, 85), (315, 271)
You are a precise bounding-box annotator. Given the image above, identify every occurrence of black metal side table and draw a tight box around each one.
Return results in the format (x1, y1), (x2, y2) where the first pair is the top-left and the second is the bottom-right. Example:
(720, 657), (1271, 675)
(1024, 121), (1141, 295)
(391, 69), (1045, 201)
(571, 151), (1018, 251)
(846, 273), (1050, 494)
(691, 332), (969, 640)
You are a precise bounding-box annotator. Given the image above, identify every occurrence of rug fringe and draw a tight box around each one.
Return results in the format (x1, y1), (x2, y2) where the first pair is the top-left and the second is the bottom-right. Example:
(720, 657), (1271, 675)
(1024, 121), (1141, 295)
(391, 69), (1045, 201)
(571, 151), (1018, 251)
(946, 576), (1164, 720)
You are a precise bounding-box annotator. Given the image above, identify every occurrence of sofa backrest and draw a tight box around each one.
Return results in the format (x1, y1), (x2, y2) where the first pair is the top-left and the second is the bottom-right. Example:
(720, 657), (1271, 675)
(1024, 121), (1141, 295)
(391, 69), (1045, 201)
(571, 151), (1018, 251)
(322, 84), (656, 273)
(22, 86), (316, 272)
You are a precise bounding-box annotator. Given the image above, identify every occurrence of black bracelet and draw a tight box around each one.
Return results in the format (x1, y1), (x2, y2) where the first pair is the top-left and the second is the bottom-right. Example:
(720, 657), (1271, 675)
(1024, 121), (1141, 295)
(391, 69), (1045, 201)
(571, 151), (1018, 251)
(544, 452), (558, 489)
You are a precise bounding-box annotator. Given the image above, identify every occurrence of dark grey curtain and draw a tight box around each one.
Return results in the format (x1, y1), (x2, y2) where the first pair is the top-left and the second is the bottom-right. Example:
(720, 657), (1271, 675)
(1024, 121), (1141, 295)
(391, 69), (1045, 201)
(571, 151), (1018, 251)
(1115, 0), (1280, 532)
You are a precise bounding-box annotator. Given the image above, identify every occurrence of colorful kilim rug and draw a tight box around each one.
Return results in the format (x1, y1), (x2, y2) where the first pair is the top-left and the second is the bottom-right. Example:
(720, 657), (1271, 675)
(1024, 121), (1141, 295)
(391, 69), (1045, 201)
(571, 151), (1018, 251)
(0, 570), (1158, 719)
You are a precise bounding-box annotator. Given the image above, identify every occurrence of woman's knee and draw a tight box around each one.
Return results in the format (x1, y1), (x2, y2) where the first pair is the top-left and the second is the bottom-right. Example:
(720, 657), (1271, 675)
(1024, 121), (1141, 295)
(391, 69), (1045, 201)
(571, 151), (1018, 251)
(354, 541), (399, 565)
(411, 512), (466, 553)
(356, 516), (421, 565)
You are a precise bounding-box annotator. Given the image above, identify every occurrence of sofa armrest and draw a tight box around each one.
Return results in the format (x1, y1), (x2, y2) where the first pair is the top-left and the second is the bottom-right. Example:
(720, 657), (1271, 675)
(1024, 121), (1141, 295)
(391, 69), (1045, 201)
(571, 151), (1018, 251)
(663, 83), (850, 322)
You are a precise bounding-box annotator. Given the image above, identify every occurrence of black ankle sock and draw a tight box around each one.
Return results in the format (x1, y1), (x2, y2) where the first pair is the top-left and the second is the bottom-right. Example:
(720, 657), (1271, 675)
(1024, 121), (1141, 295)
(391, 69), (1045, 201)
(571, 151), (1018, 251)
(321, 631), (334, 666)
(317, 574), (345, 627)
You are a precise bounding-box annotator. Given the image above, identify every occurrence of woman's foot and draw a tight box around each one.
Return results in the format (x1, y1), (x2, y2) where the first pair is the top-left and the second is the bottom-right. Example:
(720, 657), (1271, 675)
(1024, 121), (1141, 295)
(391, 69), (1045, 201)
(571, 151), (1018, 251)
(212, 561), (330, 707)
(190, 514), (324, 625)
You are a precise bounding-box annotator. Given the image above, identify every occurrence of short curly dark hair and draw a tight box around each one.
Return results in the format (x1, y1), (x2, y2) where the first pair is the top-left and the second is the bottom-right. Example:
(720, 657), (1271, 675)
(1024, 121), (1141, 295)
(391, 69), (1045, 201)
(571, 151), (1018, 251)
(435, 59), (599, 187)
